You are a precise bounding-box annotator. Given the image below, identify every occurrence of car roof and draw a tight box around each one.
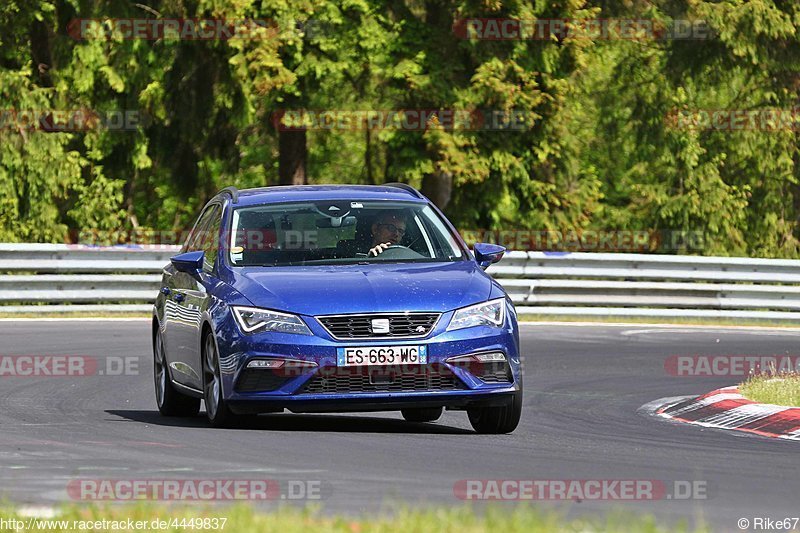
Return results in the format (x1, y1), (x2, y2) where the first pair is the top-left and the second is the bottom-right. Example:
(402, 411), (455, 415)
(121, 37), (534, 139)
(226, 185), (428, 207)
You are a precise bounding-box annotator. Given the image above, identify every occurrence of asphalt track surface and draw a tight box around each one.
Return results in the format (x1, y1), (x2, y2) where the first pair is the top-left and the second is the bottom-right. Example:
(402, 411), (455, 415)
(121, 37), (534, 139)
(1, 320), (799, 531)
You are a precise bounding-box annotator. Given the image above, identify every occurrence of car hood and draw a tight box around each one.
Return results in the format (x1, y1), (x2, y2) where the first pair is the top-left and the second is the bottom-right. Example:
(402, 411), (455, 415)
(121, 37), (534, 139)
(231, 261), (492, 316)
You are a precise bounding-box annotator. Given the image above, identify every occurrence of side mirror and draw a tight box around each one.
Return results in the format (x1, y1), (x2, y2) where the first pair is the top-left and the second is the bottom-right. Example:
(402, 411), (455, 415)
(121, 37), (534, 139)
(170, 251), (205, 275)
(473, 243), (506, 270)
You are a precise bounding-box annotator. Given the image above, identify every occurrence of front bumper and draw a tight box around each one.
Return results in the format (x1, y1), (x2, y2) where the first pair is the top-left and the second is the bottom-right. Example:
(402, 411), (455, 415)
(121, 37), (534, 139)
(228, 390), (519, 414)
(216, 309), (522, 414)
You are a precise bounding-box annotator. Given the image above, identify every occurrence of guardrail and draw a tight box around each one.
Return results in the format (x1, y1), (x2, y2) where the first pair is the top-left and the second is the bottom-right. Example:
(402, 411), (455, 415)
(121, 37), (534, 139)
(0, 244), (179, 314)
(492, 252), (800, 320)
(2, 245), (800, 320)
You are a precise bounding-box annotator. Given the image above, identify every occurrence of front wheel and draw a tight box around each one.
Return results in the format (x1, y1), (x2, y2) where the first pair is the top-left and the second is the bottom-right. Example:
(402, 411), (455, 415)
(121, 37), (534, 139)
(467, 392), (522, 434)
(401, 407), (443, 423)
(202, 332), (239, 428)
(154, 327), (200, 417)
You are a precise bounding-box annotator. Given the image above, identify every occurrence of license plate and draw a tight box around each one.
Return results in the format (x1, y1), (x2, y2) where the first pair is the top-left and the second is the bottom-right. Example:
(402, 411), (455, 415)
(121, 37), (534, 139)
(336, 346), (428, 367)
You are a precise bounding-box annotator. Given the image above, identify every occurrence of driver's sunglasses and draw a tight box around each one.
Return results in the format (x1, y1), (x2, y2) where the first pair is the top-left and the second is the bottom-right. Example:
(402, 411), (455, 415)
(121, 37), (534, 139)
(378, 223), (406, 237)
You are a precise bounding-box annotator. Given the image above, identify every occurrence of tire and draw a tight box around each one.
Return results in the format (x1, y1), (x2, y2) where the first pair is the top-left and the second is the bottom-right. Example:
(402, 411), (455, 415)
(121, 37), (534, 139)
(401, 407), (443, 423)
(467, 392), (522, 434)
(202, 331), (240, 428)
(154, 327), (200, 417)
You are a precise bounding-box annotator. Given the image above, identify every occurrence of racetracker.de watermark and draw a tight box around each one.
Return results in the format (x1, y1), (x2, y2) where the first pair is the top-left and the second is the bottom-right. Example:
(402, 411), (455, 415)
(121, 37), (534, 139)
(69, 228), (707, 253)
(3, 517), (229, 532)
(454, 479), (708, 500)
(0, 356), (139, 377)
(272, 109), (533, 131)
(68, 479), (327, 501)
(460, 229), (706, 252)
(73, 229), (314, 251)
(453, 18), (714, 41)
(666, 108), (800, 131)
(0, 109), (146, 132)
(68, 18), (278, 40)
(664, 355), (800, 377)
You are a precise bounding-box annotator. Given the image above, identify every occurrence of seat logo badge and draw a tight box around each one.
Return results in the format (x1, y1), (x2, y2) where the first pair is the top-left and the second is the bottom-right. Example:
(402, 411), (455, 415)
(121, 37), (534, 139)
(371, 319), (390, 334)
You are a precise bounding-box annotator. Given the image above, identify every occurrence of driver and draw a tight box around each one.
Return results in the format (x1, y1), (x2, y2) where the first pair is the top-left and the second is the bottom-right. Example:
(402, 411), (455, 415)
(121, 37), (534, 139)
(368, 210), (407, 257)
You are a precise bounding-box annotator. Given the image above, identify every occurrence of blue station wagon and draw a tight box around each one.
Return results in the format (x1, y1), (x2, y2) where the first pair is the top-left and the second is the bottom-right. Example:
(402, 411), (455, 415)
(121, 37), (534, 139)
(153, 184), (522, 433)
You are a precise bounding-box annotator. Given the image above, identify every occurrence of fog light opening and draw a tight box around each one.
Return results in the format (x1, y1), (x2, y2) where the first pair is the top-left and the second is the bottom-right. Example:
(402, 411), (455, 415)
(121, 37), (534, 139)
(446, 352), (506, 364)
(283, 360), (318, 369)
(246, 358), (318, 370)
(247, 359), (285, 369)
(475, 352), (506, 363)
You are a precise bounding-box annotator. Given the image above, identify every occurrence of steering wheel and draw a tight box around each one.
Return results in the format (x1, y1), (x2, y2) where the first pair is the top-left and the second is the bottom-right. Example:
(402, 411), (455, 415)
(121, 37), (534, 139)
(373, 244), (423, 260)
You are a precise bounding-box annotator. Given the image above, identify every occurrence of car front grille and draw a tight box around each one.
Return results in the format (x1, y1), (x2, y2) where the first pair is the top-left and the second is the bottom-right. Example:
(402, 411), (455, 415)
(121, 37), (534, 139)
(301, 364), (467, 394)
(316, 313), (440, 340)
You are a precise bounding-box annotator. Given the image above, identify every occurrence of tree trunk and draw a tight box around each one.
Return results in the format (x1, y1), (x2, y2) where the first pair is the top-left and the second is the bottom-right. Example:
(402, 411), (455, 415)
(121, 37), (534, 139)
(365, 128), (375, 184)
(279, 129), (307, 185)
(421, 171), (453, 210)
(29, 19), (53, 87)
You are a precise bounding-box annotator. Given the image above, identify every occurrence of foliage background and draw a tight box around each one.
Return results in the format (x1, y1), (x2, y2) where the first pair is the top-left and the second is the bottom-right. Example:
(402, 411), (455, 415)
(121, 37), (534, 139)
(1, 0), (798, 257)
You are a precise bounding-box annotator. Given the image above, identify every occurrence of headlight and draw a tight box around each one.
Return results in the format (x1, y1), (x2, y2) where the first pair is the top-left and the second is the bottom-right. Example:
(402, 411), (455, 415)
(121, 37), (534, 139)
(447, 298), (506, 331)
(233, 306), (313, 336)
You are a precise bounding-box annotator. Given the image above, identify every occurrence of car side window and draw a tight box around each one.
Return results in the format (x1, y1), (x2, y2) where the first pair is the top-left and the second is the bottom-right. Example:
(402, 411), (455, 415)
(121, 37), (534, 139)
(198, 205), (222, 273)
(183, 204), (221, 253)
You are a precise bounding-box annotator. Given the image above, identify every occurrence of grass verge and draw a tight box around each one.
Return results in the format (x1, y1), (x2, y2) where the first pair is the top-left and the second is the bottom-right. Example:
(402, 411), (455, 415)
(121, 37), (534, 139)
(739, 374), (800, 407)
(0, 504), (706, 533)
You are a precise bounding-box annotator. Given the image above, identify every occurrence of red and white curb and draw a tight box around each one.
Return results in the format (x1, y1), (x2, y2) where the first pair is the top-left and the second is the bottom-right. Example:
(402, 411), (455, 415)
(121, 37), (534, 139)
(656, 386), (800, 441)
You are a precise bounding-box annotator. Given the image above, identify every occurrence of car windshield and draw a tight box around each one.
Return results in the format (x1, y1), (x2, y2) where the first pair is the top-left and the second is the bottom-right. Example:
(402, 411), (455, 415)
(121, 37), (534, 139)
(229, 201), (465, 267)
